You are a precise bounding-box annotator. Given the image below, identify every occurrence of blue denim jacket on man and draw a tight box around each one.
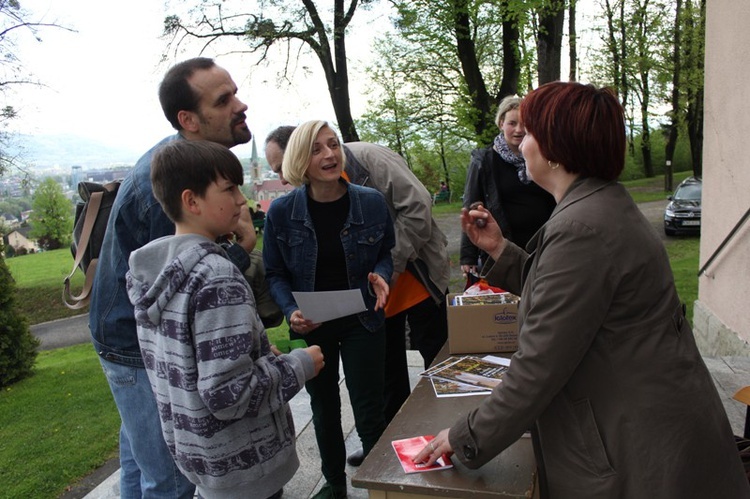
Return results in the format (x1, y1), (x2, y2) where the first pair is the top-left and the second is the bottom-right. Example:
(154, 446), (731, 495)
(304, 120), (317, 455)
(263, 181), (395, 332)
(89, 134), (251, 367)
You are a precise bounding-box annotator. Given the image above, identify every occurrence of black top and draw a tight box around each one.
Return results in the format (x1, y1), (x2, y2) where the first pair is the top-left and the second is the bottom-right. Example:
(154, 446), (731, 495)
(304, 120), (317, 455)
(308, 191), (350, 291)
(460, 146), (556, 266)
(489, 151), (556, 249)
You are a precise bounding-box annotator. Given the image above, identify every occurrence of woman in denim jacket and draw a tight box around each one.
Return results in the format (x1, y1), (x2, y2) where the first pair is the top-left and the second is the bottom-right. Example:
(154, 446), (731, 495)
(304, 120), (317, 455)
(263, 120), (395, 499)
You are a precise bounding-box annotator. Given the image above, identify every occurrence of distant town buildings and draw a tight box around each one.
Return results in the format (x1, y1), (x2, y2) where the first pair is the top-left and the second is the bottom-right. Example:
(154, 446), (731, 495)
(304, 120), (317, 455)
(3, 226), (38, 254)
(244, 137), (294, 209)
(254, 177), (294, 208)
(1, 149), (293, 248)
(71, 166), (83, 189)
(74, 167), (132, 187)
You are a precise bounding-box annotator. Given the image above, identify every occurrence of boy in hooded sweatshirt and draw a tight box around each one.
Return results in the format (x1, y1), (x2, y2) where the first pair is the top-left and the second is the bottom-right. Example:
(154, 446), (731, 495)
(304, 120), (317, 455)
(126, 139), (324, 499)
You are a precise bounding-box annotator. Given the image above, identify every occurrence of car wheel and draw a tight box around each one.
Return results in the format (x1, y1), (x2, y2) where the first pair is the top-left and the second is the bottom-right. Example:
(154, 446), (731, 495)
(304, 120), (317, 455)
(664, 227), (676, 236)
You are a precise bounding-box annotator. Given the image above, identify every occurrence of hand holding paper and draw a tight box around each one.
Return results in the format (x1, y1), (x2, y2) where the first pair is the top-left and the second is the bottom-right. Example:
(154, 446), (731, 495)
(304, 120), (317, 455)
(288, 309), (320, 335)
(292, 289), (367, 323)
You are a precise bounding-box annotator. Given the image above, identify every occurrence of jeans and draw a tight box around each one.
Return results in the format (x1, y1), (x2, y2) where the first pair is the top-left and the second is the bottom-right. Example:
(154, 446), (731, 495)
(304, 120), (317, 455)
(293, 315), (386, 487)
(383, 295), (448, 423)
(98, 356), (195, 499)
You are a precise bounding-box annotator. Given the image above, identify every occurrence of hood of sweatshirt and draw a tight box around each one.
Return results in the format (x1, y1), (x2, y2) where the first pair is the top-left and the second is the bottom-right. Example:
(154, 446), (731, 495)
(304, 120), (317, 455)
(126, 234), (225, 326)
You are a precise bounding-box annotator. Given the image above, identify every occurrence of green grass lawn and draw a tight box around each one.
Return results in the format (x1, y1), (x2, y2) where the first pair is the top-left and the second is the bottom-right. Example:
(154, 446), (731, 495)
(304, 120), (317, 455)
(1, 172), (699, 497)
(6, 248), (90, 324)
(625, 170), (692, 203)
(0, 344), (120, 498)
(666, 237), (700, 322)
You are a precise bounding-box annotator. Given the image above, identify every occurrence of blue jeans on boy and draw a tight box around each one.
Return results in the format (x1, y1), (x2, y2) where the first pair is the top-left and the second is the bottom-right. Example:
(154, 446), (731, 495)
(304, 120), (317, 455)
(99, 357), (195, 499)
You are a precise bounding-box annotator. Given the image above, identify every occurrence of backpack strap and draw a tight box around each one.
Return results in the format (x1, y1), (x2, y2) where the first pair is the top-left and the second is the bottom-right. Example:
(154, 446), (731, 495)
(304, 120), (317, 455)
(62, 190), (104, 310)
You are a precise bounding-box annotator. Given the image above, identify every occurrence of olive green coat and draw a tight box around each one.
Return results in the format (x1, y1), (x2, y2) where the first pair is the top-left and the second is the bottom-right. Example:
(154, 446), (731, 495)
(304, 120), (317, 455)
(450, 177), (749, 498)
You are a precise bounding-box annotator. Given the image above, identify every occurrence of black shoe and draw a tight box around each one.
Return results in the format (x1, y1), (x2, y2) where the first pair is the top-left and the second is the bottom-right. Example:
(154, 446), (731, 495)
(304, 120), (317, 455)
(346, 448), (365, 467)
(312, 483), (347, 499)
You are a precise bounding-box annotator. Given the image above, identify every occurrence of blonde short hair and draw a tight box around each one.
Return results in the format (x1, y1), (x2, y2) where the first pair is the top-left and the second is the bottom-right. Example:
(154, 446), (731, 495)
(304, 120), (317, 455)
(281, 120), (346, 187)
(494, 95), (522, 129)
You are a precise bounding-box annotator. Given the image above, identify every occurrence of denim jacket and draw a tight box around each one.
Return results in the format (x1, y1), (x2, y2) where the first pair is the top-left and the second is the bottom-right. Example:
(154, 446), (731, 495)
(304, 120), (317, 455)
(89, 134), (250, 367)
(263, 181), (395, 332)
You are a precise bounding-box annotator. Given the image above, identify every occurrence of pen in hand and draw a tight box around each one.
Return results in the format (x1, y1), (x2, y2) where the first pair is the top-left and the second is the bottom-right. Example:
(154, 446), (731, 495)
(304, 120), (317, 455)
(469, 202), (487, 228)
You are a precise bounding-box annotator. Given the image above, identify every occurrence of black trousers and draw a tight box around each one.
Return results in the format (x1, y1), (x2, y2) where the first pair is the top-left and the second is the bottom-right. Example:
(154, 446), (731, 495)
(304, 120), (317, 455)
(383, 294), (448, 424)
(295, 315), (386, 486)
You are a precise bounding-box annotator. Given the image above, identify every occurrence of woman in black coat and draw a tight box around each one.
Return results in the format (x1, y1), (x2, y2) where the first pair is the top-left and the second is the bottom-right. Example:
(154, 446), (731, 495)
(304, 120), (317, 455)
(460, 95), (555, 277)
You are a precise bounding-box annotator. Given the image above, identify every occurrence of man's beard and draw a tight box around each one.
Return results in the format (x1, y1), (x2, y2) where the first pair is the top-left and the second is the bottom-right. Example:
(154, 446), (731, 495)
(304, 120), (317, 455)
(231, 118), (252, 145)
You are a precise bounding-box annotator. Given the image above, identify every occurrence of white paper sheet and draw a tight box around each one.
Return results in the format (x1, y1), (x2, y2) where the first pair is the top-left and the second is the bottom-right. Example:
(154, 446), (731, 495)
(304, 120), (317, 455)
(292, 289), (367, 323)
(481, 355), (512, 367)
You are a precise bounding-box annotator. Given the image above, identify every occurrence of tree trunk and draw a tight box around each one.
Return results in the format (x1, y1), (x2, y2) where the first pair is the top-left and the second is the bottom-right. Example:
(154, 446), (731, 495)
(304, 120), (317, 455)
(640, 111), (653, 177)
(685, 0), (705, 177)
(664, 0), (682, 192)
(636, 0), (653, 177)
(498, 0), (521, 99)
(439, 138), (450, 191)
(603, 0), (634, 156)
(453, 0), (493, 140)
(618, 1), (635, 156)
(687, 85), (704, 176)
(568, 0), (578, 81)
(604, 0), (621, 90)
(329, 0), (358, 142)
(536, 0), (566, 84)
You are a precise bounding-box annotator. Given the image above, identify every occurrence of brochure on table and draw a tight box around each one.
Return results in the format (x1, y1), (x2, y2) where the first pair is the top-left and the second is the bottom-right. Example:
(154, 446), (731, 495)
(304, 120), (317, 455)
(421, 355), (511, 398)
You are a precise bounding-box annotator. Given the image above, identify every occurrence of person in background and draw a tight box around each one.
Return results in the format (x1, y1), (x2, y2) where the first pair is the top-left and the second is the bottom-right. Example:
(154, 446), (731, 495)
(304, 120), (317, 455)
(263, 120), (395, 499)
(89, 57), (255, 498)
(126, 139), (324, 499)
(460, 95), (555, 278)
(265, 126), (451, 466)
(253, 202), (265, 220)
(415, 82), (750, 499)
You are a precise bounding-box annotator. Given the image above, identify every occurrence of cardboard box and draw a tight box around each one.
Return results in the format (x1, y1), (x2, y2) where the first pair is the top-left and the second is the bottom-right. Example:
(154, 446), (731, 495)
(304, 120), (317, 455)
(446, 293), (519, 354)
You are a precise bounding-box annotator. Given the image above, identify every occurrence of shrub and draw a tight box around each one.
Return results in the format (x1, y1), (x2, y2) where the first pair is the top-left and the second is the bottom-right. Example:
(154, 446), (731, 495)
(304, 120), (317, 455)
(0, 242), (39, 388)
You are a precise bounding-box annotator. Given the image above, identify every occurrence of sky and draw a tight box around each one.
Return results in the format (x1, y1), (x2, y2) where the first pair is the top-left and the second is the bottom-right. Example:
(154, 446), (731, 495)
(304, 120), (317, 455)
(11, 0), (600, 169)
(11, 0), (386, 166)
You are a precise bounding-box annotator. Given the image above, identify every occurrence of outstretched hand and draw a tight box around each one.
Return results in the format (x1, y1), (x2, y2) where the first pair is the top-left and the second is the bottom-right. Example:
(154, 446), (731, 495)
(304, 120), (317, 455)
(460, 204), (507, 262)
(369, 273), (390, 311)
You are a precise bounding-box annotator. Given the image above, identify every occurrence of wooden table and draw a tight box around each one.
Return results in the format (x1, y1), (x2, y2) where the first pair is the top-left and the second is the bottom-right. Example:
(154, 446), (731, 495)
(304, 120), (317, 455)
(352, 349), (538, 498)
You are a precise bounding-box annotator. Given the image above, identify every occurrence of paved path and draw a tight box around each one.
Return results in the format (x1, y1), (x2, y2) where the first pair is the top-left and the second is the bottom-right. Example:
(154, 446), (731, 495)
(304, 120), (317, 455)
(32, 314), (90, 351)
(78, 352), (426, 499)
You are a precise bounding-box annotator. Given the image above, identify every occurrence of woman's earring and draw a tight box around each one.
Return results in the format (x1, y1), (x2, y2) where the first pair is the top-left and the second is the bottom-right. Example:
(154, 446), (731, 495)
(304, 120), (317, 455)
(548, 161), (560, 170)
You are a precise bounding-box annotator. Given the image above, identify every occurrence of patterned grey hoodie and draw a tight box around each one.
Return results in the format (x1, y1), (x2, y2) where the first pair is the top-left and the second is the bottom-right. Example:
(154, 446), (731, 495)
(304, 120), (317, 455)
(126, 234), (315, 497)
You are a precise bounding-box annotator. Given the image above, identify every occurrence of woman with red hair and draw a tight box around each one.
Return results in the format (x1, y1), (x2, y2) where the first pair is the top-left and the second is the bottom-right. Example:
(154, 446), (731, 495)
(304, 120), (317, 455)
(416, 82), (749, 498)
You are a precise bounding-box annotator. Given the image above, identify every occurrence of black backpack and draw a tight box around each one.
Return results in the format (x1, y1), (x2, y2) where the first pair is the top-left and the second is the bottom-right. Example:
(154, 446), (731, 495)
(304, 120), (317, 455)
(63, 180), (121, 310)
